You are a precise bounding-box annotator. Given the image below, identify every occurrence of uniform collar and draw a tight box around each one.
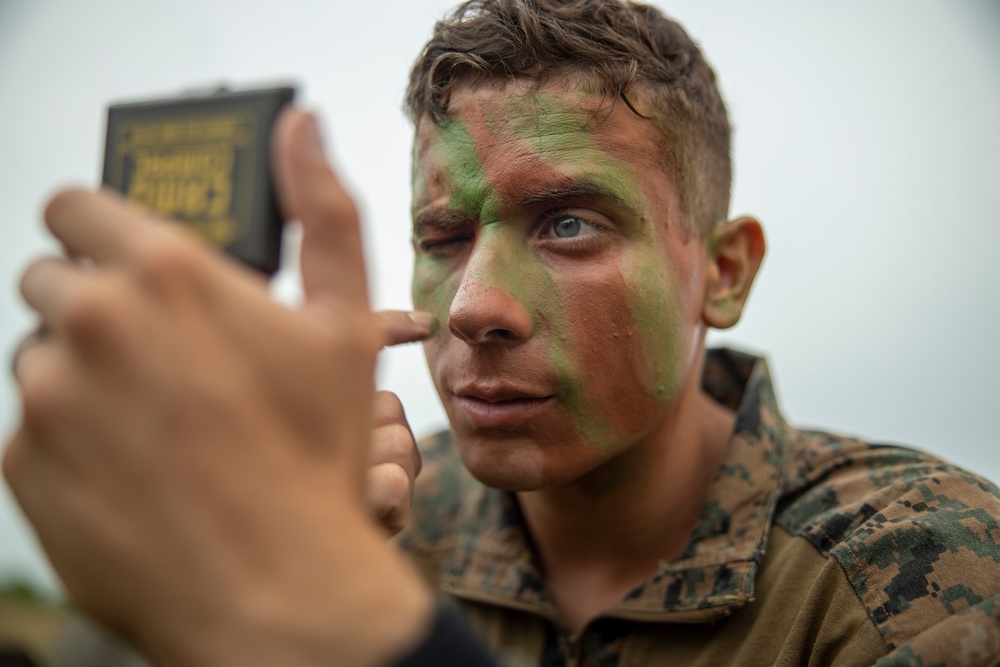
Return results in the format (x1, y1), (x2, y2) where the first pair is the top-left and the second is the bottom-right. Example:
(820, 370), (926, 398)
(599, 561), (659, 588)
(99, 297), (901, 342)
(439, 348), (792, 623)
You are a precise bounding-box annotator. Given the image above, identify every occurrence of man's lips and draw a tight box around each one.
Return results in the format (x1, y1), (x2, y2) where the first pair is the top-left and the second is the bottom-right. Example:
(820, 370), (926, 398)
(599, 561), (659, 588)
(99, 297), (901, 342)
(451, 387), (554, 429)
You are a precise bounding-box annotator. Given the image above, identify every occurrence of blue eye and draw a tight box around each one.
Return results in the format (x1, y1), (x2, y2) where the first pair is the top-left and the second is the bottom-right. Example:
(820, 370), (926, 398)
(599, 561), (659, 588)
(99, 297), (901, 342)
(553, 216), (582, 238)
(549, 215), (600, 239)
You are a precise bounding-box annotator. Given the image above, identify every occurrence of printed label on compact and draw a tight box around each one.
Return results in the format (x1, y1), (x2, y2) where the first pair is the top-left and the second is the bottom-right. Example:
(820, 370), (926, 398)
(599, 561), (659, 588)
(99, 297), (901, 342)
(112, 113), (257, 247)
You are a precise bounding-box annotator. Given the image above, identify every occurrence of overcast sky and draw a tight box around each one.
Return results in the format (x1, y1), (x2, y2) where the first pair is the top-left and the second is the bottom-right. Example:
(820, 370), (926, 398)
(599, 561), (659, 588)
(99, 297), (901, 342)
(1, 0), (998, 593)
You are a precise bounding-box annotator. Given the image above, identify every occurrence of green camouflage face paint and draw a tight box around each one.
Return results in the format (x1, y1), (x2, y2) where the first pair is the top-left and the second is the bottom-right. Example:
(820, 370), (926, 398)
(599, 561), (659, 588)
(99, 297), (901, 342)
(411, 118), (484, 319)
(412, 109), (628, 452)
(495, 92), (684, 422)
(412, 84), (696, 487)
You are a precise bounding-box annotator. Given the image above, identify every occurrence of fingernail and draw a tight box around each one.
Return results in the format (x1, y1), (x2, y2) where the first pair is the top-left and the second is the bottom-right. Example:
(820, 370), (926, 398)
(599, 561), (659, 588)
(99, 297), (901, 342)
(296, 112), (327, 163)
(408, 311), (437, 333)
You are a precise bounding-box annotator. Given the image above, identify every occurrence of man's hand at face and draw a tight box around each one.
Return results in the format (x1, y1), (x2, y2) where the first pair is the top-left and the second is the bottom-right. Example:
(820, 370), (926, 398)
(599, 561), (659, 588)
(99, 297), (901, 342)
(2, 109), (433, 667)
(366, 310), (436, 537)
(368, 388), (422, 536)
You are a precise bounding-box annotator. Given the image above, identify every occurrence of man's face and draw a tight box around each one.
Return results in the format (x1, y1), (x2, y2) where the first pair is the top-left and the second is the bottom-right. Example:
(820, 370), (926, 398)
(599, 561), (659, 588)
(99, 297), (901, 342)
(411, 80), (711, 491)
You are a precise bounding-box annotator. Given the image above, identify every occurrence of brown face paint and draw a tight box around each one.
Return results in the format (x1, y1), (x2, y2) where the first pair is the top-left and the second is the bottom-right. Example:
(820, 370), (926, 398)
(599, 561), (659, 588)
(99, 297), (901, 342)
(498, 91), (686, 414)
(412, 108), (624, 451)
(411, 83), (701, 490)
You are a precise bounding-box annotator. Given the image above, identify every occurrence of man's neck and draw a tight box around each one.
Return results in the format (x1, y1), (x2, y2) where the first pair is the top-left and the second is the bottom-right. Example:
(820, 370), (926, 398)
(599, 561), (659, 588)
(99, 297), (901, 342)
(515, 371), (736, 635)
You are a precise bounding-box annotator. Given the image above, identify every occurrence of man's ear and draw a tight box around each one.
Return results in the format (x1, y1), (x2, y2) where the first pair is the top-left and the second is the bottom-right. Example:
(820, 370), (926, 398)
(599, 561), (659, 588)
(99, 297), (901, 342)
(702, 216), (766, 330)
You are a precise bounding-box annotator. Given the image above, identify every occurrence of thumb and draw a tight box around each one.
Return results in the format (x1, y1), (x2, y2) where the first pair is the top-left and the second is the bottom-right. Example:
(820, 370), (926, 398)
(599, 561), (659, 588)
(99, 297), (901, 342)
(271, 108), (369, 315)
(375, 310), (437, 347)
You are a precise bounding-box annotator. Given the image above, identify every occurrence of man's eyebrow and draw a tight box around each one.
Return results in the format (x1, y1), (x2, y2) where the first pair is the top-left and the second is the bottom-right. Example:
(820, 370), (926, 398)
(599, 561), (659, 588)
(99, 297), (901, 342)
(412, 181), (630, 232)
(412, 207), (475, 234)
(514, 180), (628, 209)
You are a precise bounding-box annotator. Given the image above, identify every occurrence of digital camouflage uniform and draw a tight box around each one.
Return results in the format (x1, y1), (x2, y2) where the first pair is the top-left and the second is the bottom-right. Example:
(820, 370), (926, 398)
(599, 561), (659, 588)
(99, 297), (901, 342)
(397, 348), (1000, 667)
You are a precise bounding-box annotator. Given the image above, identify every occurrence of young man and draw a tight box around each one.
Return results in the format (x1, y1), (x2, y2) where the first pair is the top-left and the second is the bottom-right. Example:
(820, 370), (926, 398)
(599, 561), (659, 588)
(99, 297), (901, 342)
(394, 0), (1000, 664)
(3, 1), (999, 667)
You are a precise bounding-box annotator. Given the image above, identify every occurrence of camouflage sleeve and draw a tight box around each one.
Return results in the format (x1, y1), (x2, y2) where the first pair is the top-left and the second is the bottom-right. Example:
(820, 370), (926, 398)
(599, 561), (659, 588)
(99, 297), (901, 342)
(778, 436), (1000, 666)
(876, 595), (999, 666)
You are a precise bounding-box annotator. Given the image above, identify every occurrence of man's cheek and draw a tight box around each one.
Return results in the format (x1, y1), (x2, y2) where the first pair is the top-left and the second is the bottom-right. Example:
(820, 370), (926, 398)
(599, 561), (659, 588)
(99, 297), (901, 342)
(411, 261), (457, 324)
(625, 258), (685, 402)
(554, 280), (656, 451)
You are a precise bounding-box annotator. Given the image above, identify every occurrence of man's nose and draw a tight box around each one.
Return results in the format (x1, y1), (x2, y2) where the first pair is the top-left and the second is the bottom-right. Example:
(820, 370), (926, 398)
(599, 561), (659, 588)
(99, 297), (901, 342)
(448, 252), (533, 345)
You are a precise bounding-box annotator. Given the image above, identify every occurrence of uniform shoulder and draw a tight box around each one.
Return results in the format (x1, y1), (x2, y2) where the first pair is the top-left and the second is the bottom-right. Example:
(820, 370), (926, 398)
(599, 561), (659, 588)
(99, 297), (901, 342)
(775, 429), (1000, 659)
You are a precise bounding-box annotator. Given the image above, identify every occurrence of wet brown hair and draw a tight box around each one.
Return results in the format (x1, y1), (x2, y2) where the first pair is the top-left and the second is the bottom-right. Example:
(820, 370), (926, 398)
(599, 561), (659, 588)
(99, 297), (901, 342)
(405, 0), (732, 237)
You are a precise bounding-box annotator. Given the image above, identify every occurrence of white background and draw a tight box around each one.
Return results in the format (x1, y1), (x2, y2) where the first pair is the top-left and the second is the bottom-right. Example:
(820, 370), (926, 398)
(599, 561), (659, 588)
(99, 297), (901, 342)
(0, 1), (997, 593)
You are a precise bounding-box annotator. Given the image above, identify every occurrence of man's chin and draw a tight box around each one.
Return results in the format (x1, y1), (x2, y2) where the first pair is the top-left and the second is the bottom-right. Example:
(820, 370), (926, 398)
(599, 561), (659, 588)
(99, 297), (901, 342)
(455, 434), (547, 491)
(454, 433), (602, 492)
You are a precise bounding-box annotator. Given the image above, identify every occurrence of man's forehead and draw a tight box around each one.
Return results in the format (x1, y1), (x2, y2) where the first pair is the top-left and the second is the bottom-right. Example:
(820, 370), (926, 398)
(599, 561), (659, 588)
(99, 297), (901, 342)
(413, 79), (666, 170)
(418, 79), (625, 139)
(409, 78), (678, 223)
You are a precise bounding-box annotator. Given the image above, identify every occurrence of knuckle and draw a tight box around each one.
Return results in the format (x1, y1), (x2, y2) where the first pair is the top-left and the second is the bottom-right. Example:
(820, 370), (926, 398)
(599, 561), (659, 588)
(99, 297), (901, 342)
(382, 506), (410, 535)
(366, 469), (390, 509)
(61, 281), (120, 342)
(367, 463), (414, 534)
(373, 423), (417, 465)
(133, 230), (199, 290)
(19, 355), (68, 426)
(375, 463), (412, 503)
(354, 316), (384, 354)
(305, 311), (381, 387)
(374, 391), (406, 423)
(325, 317), (382, 363)
(43, 187), (89, 227)
(314, 185), (360, 225)
(18, 258), (49, 299)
